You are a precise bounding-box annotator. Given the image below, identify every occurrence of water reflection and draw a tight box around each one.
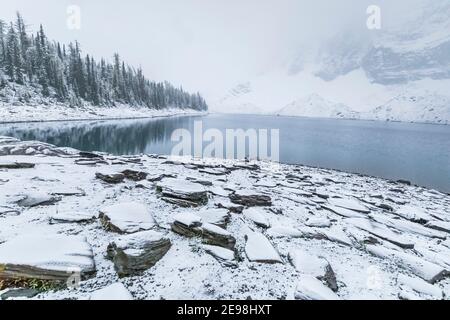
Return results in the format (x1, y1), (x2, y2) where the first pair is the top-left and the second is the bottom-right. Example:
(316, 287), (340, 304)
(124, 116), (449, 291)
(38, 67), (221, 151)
(0, 116), (200, 155)
(1, 114), (450, 192)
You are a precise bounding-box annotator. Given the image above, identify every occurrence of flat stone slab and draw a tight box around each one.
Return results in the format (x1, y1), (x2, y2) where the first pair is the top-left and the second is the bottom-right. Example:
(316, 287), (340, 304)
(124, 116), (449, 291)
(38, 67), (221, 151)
(107, 230), (171, 277)
(366, 245), (447, 284)
(50, 187), (86, 197)
(243, 208), (271, 228)
(0, 234), (95, 283)
(289, 249), (337, 291)
(328, 198), (370, 213)
(394, 205), (433, 223)
(372, 215), (447, 239)
(156, 178), (208, 206)
(425, 220), (450, 234)
(171, 212), (236, 249)
(50, 212), (96, 224)
(90, 283), (133, 300)
(266, 226), (305, 238)
(305, 217), (331, 228)
(95, 172), (125, 184)
(398, 274), (443, 300)
(323, 205), (366, 218)
(16, 192), (61, 207)
(244, 231), (282, 264)
(0, 162), (35, 169)
(294, 275), (340, 300)
(99, 202), (156, 234)
(346, 218), (415, 249)
(203, 245), (236, 266)
(197, 209), (230, 228)
(230, 189), (272, 207)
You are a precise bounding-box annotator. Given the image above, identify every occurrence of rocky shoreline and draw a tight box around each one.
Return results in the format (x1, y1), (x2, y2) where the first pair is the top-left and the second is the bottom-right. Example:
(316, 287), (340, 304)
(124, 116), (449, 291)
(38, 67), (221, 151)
(0, 136), (449, 300)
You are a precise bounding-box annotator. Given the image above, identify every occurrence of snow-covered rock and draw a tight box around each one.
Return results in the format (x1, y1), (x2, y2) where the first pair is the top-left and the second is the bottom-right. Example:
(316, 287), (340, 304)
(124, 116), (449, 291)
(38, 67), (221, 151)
(266, 225), (304, 238)
(99, 202), (156, 234)
(0, 234), (95, 283)
(107, 230), (171, 277)
(397, 274), (444, 300)
(425, 220), (450, 234)
(305, 217), (331, 228)
(366, 245), (447, 284)
(229, 189), (272, 207)
(346, 218), (415, 249)
(294, 275), (340, 300)
(328, 198), (370, 214)
(16, 192), (61, 207)
(50, 212), (96, 224)
(289, 249), (337, 291)
(156, 178), (208, 207)
(243, 207), (271, 228)
(244, 231), (282, 264)
(394, 205), (433, 223)
(90, 283), (133, 300)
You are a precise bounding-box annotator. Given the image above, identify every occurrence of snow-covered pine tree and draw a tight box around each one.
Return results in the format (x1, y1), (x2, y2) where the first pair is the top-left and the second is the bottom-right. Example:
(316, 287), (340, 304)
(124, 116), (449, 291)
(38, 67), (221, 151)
(0, 13), (208, 111)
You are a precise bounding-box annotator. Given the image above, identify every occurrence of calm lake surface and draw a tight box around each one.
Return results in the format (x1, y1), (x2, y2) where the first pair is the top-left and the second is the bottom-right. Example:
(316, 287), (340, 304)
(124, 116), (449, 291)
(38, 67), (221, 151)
(1, 114), (450, 193)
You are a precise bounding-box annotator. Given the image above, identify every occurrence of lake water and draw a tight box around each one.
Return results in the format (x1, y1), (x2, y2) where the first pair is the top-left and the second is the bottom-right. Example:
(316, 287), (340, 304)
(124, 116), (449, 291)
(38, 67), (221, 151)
(1, 114), (450, 193)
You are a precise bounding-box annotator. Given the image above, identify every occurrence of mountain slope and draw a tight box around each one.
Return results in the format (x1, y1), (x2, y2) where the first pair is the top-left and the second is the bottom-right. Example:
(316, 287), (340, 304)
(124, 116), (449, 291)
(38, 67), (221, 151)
(211, 0), (450, 124)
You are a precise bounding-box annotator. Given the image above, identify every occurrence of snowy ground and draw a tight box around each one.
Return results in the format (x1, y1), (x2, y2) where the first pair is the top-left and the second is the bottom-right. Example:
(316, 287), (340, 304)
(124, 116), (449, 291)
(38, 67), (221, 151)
(0, 137), (449, 300)
(0, 103), (204, 124)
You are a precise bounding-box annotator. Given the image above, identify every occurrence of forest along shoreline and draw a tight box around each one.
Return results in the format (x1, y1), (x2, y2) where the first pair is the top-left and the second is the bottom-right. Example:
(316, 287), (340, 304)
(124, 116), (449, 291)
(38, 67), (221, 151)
(0, 136), (449, 300)
(0, 106), (207, 124)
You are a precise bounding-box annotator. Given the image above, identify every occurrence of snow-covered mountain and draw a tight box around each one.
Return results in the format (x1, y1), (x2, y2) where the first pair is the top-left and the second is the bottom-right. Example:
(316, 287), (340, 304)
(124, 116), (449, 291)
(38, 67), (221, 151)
(210, 0), (450, 124)
(276, 94), (359, 119)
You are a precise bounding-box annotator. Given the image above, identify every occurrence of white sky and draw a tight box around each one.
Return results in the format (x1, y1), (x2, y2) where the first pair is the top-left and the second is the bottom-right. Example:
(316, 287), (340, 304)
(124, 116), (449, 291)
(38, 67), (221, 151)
(0, 0), (428, 99)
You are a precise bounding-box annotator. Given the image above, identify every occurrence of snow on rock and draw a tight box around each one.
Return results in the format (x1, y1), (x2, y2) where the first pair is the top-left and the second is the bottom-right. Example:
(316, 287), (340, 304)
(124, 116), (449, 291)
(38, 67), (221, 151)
(394, 205), (434, 224)
(0, 137), (449, 299)
(201, 223), (236, 250)
(346, 218), (415, 249)
(171, 212), (203, 237)
(156, 178), (208, 207)
(294, 275), (341, 300)
(305, 217), (331, 228)
(171, 212), (236, 249)
(16, 192), (61, 207)
(99, 202), (156, 234)
(266, 225), (304, 238)
(425, 220), (450, 234)
(0, 161), (35, 169)
(397, 274), (444, 300)
(323, 205), (366, 218)
(366, 245), (447, 284)
(328, 198), (370, 213)
(197, 208), (230, 228)
(289, 249), (337, 291)
(0, 234), (95, 282)
(244, 231), (282, 264)
(318, 227), (353, 247)
(50, 187), (86, 197)
(371, 214), (447, 239)
(107, 230), (171, 277)
(90, 282), (133, 300)
(203, 245), (236, 265)
(243, 207), (271, 228)
(50, 211), (96, 224)
(95, 172), (125, 184)
(413, 244), (450, 270)
(229, 189), (272, 207)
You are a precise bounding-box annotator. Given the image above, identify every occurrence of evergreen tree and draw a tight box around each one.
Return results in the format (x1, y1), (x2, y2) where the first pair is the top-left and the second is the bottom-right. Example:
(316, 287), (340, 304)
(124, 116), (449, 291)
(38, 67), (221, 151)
(0, 13), (208, 111)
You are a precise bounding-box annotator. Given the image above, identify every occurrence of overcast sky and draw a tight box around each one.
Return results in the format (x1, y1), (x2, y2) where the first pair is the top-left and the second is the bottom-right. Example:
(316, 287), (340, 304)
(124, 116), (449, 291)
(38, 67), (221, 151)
(0, 0), (428, 98)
